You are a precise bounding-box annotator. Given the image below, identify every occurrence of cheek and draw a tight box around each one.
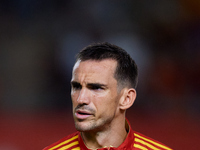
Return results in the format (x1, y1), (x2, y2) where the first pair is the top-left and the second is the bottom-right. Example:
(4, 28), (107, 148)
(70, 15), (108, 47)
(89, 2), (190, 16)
(71, 93), (78, 106)
(95, 95), (117, 111)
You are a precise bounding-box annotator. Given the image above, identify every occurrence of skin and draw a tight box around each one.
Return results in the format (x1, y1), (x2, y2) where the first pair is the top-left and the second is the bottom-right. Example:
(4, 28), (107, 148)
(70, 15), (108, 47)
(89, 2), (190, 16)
(71, 59), (136, 149)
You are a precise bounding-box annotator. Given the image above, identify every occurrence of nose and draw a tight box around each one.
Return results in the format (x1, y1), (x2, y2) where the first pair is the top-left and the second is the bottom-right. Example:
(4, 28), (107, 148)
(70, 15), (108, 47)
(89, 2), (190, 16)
(77, 88), (90, 105)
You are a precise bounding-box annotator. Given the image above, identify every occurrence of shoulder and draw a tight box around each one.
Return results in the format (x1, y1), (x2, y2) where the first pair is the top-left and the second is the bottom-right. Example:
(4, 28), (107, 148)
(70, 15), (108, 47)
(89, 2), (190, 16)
(43, 131), (80, 150)
(132, 131), (173, 150)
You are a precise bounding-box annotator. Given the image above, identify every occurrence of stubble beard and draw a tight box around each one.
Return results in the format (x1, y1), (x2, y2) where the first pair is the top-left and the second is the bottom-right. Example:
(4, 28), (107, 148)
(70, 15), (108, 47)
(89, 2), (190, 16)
(74, 120), (98, 132)
(74, 114), (115, 133)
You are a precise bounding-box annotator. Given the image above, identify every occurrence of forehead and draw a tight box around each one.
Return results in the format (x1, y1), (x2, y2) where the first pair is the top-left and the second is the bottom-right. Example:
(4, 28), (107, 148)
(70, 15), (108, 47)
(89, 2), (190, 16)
(72, 59), (117, 83)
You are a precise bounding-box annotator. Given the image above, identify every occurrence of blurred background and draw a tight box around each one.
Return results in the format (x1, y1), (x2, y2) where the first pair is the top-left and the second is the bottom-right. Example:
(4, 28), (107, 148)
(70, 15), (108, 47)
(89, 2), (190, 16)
(0, 0), (200, 149)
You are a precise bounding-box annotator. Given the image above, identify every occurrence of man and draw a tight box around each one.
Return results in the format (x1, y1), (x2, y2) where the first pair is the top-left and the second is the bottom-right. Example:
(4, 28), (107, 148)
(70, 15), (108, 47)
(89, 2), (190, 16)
(43, 42), (172, 150)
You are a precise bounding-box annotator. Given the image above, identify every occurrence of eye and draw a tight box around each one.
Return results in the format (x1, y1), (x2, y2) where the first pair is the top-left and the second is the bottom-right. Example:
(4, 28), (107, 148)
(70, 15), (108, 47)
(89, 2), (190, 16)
(88, 84), (105, 91)
(71, 82), (82, 90)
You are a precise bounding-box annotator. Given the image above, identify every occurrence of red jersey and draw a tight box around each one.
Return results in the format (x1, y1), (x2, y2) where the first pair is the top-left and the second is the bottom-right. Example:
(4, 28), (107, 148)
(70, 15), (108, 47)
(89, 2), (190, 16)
(43, 120), (172, 150)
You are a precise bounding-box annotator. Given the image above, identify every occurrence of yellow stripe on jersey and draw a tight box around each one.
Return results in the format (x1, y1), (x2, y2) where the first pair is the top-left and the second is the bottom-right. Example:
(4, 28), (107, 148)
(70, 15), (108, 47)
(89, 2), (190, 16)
(135, 138), (160, 150)
(71, 147), (81, 150)
(134, 144), (148, 150)
(134, 133), (172, 150)
(58, 141), (79, 150)
(49, 135), (79, 150)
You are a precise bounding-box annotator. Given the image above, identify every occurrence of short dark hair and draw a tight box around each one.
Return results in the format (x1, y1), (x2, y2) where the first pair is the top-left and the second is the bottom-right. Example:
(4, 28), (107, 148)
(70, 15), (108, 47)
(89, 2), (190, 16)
(76, 42), (138, 89)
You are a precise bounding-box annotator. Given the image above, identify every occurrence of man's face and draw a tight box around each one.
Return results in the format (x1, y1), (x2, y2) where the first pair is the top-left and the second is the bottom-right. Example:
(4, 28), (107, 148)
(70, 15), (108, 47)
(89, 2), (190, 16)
(71, 59), (121, 132)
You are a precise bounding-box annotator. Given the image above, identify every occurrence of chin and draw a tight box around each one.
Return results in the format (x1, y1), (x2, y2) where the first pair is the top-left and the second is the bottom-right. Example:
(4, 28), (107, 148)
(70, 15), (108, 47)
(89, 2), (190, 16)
(74, 121), (97, 132)
(75, 122), (90, 132)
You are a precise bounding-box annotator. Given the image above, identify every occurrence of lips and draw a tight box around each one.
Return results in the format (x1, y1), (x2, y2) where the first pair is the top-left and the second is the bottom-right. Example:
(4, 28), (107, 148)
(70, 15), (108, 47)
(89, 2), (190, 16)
(75, 110), (93, 120)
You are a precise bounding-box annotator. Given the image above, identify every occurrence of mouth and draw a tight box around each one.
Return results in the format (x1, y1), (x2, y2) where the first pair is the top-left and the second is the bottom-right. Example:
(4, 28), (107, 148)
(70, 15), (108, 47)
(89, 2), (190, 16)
(75, 110), (93, 120)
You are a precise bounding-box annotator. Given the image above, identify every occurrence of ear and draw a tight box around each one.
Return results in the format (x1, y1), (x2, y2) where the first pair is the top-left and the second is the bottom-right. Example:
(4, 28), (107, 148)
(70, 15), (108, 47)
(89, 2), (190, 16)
(119, 88), (136, 110)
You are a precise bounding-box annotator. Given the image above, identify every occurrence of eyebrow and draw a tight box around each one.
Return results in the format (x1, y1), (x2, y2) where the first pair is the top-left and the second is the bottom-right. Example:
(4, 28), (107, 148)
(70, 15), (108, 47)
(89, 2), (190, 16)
(87, 83), (107, 88)
(71, 81), (107, 88)
(71, 81), (81, 86)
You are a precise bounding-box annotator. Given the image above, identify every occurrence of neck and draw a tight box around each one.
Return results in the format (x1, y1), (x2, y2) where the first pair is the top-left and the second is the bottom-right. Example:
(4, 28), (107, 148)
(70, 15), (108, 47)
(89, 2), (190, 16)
(81, 117), (128, 149)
